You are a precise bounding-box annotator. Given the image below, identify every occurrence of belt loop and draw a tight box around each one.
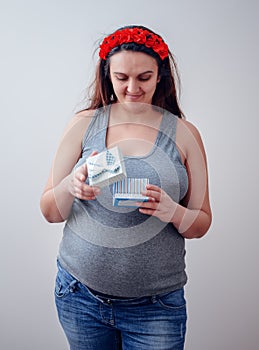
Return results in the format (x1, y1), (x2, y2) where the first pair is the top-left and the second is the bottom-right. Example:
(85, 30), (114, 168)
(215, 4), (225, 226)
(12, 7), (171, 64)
(69, 280), (77, 293)
(151, 295), (157, 303)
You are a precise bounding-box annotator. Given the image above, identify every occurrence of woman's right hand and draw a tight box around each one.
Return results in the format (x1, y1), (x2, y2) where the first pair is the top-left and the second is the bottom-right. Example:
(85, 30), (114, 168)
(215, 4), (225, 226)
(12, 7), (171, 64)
(69, 151), (101, 200)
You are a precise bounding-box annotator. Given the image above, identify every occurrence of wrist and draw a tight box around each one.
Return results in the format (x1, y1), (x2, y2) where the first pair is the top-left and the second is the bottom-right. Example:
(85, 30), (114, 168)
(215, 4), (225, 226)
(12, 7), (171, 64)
(62, 173), (76, 198)
(170, 202), (186, 229)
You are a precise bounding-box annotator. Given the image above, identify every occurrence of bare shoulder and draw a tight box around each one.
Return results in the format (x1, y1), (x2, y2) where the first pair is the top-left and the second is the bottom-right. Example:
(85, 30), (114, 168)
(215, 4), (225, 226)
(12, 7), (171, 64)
(176, 118), (206, 159)
(177, 118), (202, 139)
(72, 108), (96, 126)
(61, 109), (96, 138)
(75, 108), (96, 118)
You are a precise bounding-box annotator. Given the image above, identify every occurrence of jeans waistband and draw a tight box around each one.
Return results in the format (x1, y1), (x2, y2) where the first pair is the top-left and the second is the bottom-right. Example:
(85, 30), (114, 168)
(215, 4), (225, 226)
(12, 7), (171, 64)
(87, 285), (137, 300)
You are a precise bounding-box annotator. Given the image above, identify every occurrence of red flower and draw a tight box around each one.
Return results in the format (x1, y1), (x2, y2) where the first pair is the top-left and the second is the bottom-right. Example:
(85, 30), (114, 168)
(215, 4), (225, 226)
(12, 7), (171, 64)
(109, 35), (120, 47)
(117, 29), (132, 43)
(145, 34), (157, 48)
(99, 28), (168, 60)
(131, 28), (146, 44)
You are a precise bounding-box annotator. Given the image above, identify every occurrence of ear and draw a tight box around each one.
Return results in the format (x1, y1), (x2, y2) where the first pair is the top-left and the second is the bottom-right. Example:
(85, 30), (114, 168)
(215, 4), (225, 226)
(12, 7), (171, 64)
(157, 76), (161, 83)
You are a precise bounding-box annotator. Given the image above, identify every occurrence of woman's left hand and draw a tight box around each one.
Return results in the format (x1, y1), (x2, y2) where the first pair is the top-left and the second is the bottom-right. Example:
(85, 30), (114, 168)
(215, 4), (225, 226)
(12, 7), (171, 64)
(138, 184), (177, 223)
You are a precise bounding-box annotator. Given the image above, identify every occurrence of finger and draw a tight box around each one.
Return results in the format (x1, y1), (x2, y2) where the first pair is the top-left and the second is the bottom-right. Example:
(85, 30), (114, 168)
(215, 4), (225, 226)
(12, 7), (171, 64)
(73, 176), (86, 189)
(138, 207), (157, 216)
(136, 201), (158, 210)
(80, 185), (100, 197)
(74, 163), (88, 182)
(84, 151), (98, 181)
(146, 184), (161, 192)
(75, 191), (96, 200)
(141, 188), (161, 202)
(89, 150), (98, 157)
(142, 184), (162, 200)
(74, 188), (99, 200)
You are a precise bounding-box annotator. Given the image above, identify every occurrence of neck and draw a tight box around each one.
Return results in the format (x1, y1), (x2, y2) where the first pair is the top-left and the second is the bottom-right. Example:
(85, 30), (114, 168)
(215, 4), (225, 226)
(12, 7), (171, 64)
(111, 102), (162, 124)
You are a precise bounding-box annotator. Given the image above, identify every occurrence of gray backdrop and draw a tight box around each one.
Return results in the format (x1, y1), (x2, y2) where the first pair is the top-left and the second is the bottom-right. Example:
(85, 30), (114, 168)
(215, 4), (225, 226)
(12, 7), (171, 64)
(1, 0), (258, 349)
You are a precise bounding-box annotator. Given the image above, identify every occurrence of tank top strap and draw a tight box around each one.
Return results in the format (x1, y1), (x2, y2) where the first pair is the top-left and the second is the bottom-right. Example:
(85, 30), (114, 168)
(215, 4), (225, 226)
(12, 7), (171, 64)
(82, 105), (110, 149)
(158, 109), (178, 143)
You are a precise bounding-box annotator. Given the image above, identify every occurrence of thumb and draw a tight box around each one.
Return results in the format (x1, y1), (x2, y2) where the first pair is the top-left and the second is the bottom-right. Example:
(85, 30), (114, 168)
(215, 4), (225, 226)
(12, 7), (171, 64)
(79, 162), (88, 181)
(84, 151), (98, 181)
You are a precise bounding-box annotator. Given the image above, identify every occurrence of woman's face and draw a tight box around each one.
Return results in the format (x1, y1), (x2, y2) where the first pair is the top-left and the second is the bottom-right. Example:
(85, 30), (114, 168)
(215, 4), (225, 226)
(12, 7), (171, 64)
(109, 51), (160, 105)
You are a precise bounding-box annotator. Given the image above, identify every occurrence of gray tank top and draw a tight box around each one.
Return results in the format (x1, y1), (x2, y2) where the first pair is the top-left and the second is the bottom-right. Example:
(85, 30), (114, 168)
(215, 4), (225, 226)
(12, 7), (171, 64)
(58, 105), (189, 297)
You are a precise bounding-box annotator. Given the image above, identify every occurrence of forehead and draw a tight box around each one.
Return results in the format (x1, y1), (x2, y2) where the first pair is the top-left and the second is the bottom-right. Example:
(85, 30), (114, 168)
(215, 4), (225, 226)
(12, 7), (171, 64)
(109, 51), (158, 73)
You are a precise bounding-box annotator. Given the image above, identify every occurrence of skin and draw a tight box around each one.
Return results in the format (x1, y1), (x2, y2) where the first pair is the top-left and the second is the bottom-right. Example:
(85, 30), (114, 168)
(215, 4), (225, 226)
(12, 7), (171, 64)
(40, 50), (212, 239)
(109, 50), (160, 105)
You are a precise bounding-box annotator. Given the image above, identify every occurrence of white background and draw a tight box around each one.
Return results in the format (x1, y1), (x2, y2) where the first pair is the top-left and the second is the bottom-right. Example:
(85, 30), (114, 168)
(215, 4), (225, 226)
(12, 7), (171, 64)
(1, 0), (258, 349)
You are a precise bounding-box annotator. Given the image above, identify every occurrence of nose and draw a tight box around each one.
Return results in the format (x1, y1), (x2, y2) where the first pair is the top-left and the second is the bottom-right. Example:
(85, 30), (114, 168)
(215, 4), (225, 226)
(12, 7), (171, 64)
(127, 79), (140, 94)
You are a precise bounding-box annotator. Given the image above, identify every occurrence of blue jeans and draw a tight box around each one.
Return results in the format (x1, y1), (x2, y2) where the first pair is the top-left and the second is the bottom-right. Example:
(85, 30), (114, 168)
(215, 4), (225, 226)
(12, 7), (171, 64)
(55, 261), (187, 350)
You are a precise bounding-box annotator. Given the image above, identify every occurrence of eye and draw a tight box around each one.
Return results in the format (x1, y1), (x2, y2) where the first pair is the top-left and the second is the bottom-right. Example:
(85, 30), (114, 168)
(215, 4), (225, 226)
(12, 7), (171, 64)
(116, 77), (128, 81)
(114, 74), (128, 81)
(138, 76), (151, 81)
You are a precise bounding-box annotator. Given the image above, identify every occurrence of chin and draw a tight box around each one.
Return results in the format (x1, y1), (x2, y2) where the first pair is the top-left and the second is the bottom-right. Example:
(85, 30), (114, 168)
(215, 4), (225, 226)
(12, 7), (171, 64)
(120, 101), (152, 114)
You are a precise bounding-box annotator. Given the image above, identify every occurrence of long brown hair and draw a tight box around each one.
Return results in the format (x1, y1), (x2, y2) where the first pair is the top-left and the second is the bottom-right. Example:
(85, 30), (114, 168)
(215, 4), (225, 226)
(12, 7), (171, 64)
(83, 25), (184, 118)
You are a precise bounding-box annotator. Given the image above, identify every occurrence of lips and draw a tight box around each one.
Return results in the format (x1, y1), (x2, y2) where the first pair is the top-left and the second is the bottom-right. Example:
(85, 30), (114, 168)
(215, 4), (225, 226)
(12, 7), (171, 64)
(125, 93), (143, 100)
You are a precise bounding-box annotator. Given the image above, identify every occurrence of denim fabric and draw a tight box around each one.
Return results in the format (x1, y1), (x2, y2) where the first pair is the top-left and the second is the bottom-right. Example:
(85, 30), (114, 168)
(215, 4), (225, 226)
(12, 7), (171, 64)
(55, 261), (187, 350)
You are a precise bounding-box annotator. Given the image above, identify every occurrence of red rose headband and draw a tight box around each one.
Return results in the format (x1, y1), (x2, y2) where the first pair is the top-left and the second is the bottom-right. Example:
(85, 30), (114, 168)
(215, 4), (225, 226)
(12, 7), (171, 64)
(99, 28), (169, 61)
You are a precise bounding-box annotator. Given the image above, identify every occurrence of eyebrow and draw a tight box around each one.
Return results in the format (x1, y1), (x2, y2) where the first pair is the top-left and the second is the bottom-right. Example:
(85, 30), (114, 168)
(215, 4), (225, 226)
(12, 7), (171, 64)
(113, 70), (154, 75)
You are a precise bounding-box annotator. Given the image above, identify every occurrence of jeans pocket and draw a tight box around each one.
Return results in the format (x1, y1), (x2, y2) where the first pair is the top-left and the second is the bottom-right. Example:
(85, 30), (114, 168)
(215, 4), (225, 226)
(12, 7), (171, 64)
(54, 262), (78, 299)
(157, 288), (186, 311)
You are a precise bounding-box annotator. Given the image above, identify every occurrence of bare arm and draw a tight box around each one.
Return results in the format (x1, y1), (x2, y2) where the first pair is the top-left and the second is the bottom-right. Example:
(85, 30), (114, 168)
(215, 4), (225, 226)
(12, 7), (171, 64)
(139, 119), (212, 239)
(40, 111), (99, 223)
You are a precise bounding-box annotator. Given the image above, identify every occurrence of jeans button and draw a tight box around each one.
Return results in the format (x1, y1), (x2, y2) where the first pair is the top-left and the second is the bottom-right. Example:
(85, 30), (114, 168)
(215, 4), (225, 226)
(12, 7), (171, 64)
(107, 299), (112, 304)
